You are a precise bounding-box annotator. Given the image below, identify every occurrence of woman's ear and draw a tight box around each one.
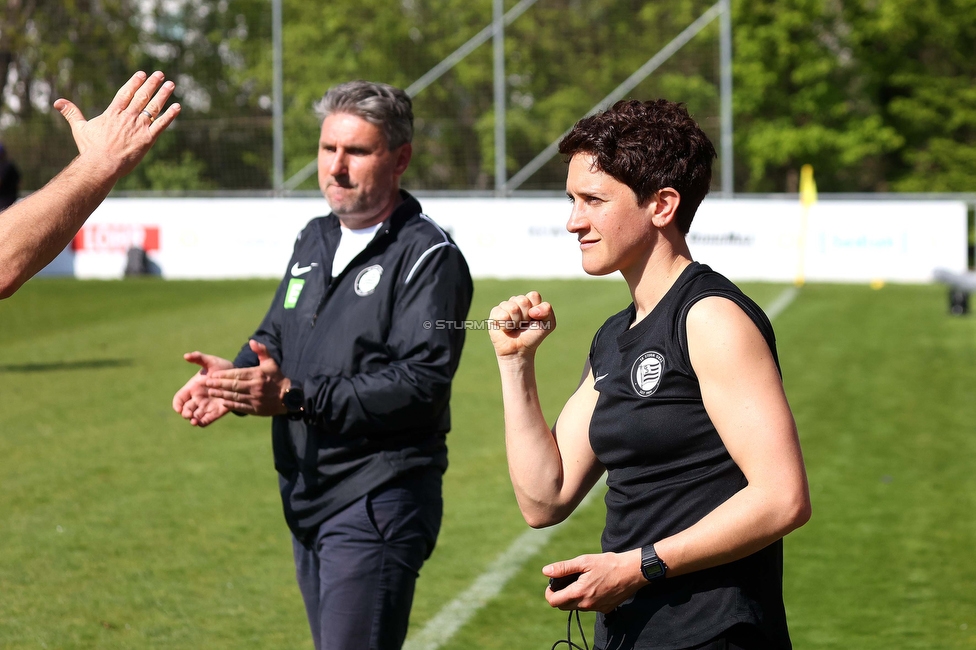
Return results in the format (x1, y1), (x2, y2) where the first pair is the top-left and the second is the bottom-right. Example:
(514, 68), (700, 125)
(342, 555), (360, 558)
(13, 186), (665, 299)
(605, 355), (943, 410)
(648, 188), (681, 229)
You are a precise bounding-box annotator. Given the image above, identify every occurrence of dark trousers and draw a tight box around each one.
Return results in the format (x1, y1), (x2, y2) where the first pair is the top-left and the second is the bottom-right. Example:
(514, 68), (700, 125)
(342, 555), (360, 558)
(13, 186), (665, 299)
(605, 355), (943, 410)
(292, 470), (443, 650)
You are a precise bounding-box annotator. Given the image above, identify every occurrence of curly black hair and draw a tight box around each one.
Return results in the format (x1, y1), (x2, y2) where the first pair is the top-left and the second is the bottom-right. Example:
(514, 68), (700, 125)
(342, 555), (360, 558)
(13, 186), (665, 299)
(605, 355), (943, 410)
(558, 99), (716, 234)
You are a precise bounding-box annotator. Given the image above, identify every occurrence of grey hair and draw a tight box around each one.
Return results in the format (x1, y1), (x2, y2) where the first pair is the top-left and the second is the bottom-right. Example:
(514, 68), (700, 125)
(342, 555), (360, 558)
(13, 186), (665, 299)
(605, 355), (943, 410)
(313, 80), (414, 150)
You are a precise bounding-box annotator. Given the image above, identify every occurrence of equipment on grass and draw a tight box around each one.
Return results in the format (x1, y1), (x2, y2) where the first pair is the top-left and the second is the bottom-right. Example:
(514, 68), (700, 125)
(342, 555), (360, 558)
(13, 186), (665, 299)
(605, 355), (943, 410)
(124, 246), (150, 276)
(933, 269), (976, 316)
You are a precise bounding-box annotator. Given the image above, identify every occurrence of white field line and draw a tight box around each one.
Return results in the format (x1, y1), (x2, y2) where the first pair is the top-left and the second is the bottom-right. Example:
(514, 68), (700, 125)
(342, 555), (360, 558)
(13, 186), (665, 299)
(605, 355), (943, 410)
(764, 286), (799, 322)
(403, 486), (602, 650)
(404, 285), (799, 650)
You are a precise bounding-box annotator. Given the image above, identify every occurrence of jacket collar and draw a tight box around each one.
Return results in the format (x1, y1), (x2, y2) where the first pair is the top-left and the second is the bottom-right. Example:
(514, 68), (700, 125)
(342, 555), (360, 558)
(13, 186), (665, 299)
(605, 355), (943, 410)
(378, 189), (421, 238)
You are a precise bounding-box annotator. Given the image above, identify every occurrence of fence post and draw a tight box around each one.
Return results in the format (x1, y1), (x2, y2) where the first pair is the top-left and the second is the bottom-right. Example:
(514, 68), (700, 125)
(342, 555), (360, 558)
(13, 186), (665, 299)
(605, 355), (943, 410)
(272, 0), (284, 195)
(720, 0), (734, 197)
(493, 0), (507, 195)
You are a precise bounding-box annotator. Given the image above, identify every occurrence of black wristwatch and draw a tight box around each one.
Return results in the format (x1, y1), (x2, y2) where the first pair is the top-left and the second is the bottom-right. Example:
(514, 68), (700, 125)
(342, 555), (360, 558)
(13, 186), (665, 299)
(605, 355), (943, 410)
(640, 544), (668, 582)
(282, 383), (305, 420)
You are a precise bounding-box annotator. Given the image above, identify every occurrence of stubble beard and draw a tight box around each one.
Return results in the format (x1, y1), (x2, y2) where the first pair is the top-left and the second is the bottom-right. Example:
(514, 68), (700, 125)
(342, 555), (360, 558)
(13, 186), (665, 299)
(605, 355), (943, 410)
(325, 181), (367, 216)
(324, 182), (393, 229)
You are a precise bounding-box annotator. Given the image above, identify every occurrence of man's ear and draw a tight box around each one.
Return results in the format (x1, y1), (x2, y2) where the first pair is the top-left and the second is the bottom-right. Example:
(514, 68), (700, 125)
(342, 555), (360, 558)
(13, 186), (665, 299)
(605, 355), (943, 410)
(393, 143), (412, 176)
(648, 188), (681, 229)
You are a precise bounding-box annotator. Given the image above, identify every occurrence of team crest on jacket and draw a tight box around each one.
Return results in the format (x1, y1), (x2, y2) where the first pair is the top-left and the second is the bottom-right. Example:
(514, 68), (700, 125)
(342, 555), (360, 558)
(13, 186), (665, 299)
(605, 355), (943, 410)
(631, 351), (665, 397)
(355, 265), (383, 296)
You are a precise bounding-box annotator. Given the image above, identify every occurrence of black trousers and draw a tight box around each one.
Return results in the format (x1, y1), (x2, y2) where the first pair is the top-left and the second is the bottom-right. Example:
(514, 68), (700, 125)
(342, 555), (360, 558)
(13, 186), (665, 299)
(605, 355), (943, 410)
(291, 469), (443, 650)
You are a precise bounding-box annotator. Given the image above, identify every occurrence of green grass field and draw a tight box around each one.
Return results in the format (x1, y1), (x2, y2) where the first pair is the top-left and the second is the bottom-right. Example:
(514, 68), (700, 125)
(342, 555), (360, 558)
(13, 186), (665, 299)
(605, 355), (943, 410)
(1, 277), (975, 649)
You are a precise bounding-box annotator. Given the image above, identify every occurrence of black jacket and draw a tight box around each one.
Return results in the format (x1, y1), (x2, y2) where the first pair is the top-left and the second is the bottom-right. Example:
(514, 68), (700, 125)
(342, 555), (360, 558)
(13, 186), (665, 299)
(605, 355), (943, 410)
(0, 159), (19, 209)
(234, 192), (473, 542)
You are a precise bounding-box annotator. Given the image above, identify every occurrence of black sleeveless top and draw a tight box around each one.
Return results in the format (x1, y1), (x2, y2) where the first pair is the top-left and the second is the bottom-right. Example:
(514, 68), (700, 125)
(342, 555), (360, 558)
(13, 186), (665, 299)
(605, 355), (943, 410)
(587, 262), (791, 649)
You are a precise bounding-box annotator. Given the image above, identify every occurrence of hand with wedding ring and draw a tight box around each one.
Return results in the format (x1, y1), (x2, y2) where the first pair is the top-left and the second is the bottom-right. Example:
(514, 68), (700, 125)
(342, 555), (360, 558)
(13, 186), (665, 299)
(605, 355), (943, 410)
(53, 70), (181, 181)
(0, 71), (182, 299)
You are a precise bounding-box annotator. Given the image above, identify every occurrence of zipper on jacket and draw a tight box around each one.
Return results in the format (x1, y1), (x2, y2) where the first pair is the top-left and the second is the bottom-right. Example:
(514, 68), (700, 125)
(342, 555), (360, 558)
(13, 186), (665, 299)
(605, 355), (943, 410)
(312, 275), (339, 328)
(310, 226), (391, 330)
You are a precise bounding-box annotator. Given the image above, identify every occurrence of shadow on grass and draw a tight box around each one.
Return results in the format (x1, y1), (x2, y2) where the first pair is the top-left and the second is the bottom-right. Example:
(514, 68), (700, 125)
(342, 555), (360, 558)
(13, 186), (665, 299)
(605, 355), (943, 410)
(0, 358), (134, 373)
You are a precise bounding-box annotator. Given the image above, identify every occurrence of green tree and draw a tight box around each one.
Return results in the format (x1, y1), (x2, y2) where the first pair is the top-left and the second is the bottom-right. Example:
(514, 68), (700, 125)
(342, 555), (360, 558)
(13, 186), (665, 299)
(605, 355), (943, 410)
(7, 0), (973, 194)
(121, 0), (274, 190)
(733, 0), (976, 193)
(861, 0), (976, 191)
(0, 0), (273, 191)
(276, 0), (501, 190)
(276, 0), (723, 191)
(0, 0), (144, 188)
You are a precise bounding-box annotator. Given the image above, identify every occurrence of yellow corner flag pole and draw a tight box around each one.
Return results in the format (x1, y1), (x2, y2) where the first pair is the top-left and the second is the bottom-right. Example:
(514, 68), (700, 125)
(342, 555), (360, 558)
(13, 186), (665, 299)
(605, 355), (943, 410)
(796, 164), (817, 286)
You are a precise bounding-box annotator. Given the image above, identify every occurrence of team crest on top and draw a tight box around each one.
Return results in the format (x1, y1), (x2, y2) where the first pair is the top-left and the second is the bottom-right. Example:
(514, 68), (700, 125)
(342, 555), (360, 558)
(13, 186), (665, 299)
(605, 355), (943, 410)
(631, 351), (665, 397)
(355, 265), (384, 296)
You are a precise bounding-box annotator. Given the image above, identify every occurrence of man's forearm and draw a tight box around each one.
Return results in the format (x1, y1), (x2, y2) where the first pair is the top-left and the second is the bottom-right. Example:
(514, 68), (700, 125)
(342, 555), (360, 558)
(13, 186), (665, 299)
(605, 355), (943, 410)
(303, 364), (453, 436)
(0, 155), (118, 299)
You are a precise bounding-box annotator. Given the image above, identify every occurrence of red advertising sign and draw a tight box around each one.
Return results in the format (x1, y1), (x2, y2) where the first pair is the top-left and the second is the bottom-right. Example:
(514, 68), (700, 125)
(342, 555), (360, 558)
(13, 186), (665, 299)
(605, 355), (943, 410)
(72, 224), (160, 252)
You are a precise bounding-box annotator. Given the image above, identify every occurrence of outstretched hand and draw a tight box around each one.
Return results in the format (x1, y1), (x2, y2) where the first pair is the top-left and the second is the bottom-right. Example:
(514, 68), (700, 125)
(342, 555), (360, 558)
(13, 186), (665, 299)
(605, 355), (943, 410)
(54, 70), (181, 180)
(204, 340), (289, 417)
(173, 351), (235, 427)
(488, 291), (557, 359)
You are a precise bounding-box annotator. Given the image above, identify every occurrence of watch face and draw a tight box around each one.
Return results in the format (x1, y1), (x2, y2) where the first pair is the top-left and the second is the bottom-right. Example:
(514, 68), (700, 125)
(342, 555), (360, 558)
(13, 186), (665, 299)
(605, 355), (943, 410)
(642, 561), (666, 581)
(283, 387), (304, 412)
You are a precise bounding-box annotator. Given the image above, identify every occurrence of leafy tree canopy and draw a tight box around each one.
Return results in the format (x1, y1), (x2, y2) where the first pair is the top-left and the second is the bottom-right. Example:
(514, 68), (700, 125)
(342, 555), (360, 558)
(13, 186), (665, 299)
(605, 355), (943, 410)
(2, 0), (974, 193)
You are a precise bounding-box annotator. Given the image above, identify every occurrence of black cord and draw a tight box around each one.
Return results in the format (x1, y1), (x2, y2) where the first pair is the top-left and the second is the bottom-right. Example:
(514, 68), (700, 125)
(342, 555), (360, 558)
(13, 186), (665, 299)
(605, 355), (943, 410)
(550, 609), (590, 650)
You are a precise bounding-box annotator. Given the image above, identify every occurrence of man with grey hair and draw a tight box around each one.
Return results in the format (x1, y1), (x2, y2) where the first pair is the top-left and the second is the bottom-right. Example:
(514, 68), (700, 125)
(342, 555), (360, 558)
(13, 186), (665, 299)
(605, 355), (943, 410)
(173, 80), (473, 649)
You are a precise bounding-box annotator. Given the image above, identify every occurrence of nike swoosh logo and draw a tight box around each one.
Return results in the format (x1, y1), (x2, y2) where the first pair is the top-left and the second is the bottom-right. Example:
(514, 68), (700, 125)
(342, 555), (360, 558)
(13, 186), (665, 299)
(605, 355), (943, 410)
(291, 262), (318, 276)
(594, 373), (609, 384)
